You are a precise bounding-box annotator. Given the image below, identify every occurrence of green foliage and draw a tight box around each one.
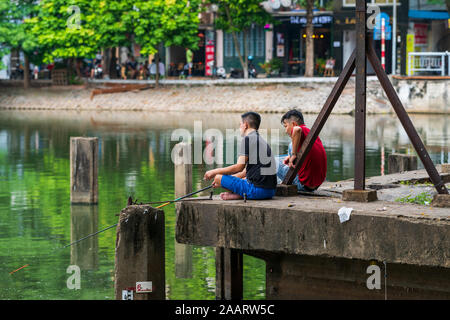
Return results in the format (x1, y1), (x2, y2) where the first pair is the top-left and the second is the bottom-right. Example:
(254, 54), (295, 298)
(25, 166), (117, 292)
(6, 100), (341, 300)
(212, 0), (273, 34)
(259, 58), (283, 75)
(22, 0), (202, 63)
(131, 0), (202, 56)
(29, 0), (101, 62)
(395, 192), (433, 206)
(0, 0), (40, 65)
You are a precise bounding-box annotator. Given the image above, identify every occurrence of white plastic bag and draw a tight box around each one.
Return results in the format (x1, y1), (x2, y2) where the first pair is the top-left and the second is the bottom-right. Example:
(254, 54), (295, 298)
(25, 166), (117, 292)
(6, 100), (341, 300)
(338, 207), (353, 223)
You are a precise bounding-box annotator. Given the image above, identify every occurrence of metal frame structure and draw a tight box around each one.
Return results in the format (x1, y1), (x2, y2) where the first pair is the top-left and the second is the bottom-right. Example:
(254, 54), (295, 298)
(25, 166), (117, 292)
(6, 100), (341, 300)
(281, 0), (448, 196)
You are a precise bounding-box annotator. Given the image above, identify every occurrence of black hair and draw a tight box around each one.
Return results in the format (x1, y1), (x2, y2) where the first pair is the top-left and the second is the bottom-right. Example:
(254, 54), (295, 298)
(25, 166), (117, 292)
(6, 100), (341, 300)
(241, 112), (261, 130)
(281, 109), (305, 125)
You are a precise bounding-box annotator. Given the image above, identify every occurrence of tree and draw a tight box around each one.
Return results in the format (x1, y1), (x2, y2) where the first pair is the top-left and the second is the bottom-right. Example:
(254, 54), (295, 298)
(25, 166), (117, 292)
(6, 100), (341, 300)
(130, 0), (202, 86)
(89, 0), (134, 78)
(213, 0), (273, 79)
(0, 0), (40, 88)
(28, 0), (101, 80)
(304, 0), (314, 77)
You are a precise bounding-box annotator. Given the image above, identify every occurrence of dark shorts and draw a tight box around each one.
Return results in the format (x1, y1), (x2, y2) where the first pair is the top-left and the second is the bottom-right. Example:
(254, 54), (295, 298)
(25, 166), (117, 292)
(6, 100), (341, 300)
(220, 175), (276, 200)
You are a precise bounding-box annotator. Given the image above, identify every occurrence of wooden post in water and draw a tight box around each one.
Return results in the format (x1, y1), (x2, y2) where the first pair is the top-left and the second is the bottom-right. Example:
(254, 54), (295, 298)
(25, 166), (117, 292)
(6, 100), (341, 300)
(114, 205), (165, 300)
(388, 153), (418, 174)
(174, 142), (193, 279)
(70, 137), (98, 204)
(216, 248), (243, 300)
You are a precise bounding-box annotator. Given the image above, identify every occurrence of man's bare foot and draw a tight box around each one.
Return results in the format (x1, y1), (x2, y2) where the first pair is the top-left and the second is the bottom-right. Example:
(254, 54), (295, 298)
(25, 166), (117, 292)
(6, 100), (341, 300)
(220, 192), (243, 200)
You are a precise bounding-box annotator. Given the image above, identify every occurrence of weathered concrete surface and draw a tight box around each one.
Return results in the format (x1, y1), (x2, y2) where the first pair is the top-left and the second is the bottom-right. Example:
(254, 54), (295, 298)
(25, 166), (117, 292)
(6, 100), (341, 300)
(388, 153), (418, 174)
(342, 189), (378, 202)
(114, 205), (165, 300)
(442, 164), (450, 174)
(70, 137), (98, 204)
(263, 253), (450, 299)
(393, 77), (450, 113)
(321, 164), (450, 203)
(432, 194), (450, 208)
(176, 196), (450, 268)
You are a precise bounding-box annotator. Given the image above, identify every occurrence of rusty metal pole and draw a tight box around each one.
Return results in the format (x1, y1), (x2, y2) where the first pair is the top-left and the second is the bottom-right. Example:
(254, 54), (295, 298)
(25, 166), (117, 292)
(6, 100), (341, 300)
(354, 0), (367, 191)
(280, 50), (356, 186)
(366, 40), (448, 195)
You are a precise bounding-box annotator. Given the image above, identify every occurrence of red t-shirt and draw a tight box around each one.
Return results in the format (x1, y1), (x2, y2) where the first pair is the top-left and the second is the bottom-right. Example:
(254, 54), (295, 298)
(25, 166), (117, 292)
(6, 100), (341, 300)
(291, 125), (327, 188)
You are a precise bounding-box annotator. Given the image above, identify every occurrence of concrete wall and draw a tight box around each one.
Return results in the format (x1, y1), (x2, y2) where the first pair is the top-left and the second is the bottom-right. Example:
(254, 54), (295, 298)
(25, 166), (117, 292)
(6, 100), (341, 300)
(393, 78), (449, 113)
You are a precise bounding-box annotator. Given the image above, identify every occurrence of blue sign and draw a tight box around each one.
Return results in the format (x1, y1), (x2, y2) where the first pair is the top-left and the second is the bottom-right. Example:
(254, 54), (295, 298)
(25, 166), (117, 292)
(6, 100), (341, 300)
(374, 12), (392, 41)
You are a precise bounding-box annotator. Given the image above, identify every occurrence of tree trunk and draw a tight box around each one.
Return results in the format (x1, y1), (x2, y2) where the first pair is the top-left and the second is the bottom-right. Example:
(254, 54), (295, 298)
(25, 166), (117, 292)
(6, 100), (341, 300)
(243, 29), (249, 79)
(225, 4), (246, 78)
(67, 58), (73, 84)
(75, 58), (82, 79)
(24, 53), (30, 89)
(304, 0), (315, 77)
(102, 48), (111, 80)
(155, 51), (160, 88)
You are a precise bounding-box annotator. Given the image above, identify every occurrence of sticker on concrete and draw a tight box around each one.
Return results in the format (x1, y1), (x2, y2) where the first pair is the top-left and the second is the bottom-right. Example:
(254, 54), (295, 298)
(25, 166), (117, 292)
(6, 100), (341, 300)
(338, 207), (353, 223)
(122, 289), (134, 300)
(136, 281), (153, 293)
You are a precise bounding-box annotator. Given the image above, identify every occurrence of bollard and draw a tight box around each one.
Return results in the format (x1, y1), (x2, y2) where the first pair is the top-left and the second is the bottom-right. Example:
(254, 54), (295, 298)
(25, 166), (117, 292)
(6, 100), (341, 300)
(114, 205), (165, 300)
(70, 137), (98, 204)
(388, 153), (418, 174)
(174, 142), (193, 279)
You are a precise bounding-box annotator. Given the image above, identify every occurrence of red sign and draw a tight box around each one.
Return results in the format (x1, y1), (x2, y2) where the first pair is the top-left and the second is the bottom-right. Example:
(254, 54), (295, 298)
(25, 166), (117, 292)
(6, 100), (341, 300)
(414, 23), (428, 45)
(205, 44), (215, 76)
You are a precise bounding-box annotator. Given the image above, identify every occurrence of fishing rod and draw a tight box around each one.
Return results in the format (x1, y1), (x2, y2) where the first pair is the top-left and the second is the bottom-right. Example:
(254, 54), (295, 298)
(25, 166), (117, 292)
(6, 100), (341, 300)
(129, 184), (214, 207)
(9, 184), (214, 275)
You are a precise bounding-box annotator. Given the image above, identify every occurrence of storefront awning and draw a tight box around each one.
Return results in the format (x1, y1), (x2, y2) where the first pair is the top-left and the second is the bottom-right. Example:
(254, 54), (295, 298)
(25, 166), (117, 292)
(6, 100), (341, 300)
(408, 10), (449, 20)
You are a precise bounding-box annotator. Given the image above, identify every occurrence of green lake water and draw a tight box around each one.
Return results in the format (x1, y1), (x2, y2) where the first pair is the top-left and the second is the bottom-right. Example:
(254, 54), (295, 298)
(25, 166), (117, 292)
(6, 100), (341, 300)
(0, 110), (448, 300)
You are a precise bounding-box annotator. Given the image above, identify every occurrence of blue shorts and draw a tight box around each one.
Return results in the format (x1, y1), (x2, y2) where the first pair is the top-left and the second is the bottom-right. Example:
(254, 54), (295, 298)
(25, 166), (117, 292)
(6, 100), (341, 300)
(220, 175), (276, 200)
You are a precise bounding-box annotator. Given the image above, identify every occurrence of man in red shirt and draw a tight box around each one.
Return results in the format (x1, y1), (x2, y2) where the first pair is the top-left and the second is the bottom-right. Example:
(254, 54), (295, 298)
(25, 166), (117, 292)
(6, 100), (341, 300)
(277, 109), (327, 192)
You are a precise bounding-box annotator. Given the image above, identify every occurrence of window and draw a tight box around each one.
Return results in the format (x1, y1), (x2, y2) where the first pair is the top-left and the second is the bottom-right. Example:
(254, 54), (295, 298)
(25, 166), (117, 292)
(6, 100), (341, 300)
(224, 27), (265, 58)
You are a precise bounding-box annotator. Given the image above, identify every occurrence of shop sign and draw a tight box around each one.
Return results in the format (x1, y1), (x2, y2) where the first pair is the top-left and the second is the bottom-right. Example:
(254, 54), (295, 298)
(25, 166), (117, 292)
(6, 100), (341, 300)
(205, 41), (215, 76)
(276, 33), (285, 57)
(289, 15), (333, 27)
(414, 23), (428, 45)
(373, 12), (391, 41)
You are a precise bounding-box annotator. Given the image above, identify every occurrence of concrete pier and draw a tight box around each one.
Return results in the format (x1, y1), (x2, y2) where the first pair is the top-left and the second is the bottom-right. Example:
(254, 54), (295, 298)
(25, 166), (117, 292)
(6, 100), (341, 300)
(114, 205), (165, 300)
(174, 142), (193, 279)
(70, 137), (98, 204)
(176, 174), (450, 299)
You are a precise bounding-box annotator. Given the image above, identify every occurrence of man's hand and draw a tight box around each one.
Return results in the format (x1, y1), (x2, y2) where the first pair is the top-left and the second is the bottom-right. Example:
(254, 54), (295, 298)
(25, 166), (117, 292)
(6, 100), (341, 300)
(204, 169), (216, 181)
(288, 154), (297, 168)
(283, 156), (290, 165)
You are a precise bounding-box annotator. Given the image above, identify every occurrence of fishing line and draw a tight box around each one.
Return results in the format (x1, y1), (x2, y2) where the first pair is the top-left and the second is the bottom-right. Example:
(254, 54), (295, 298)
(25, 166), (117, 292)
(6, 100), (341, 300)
(9, 184), (214, 275)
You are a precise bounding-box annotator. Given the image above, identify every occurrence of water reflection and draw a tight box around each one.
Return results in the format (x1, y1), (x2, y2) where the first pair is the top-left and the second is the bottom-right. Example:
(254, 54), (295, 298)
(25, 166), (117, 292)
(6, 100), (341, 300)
(70, 205), (99, 271)
(0, 110), (449, 300)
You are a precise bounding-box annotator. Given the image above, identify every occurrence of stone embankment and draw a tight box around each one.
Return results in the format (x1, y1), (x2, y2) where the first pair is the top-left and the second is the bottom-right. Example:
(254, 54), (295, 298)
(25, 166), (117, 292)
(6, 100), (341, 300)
(0, 77), (448, 114)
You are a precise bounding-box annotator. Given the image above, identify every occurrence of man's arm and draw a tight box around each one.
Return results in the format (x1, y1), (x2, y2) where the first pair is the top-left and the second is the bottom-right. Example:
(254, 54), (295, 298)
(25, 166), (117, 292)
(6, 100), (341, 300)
(204, 155), (247, 180)
(232, 168), (246, 179)
(289, 126), (302, 168)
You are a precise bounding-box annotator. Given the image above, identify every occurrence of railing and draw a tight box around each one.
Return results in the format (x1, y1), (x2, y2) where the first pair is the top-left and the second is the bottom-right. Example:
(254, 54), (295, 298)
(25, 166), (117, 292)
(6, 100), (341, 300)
(408, 52), (450, 76)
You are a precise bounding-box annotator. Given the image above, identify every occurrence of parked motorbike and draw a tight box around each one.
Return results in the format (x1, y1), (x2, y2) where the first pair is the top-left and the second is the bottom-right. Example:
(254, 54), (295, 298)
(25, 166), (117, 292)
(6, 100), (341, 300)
(229, 56), (258, 79)
(230, 68), (244, 79)
(216, 67), (227, 79)
(94, 64), (103, 79)
(248, 55), (258, 79)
